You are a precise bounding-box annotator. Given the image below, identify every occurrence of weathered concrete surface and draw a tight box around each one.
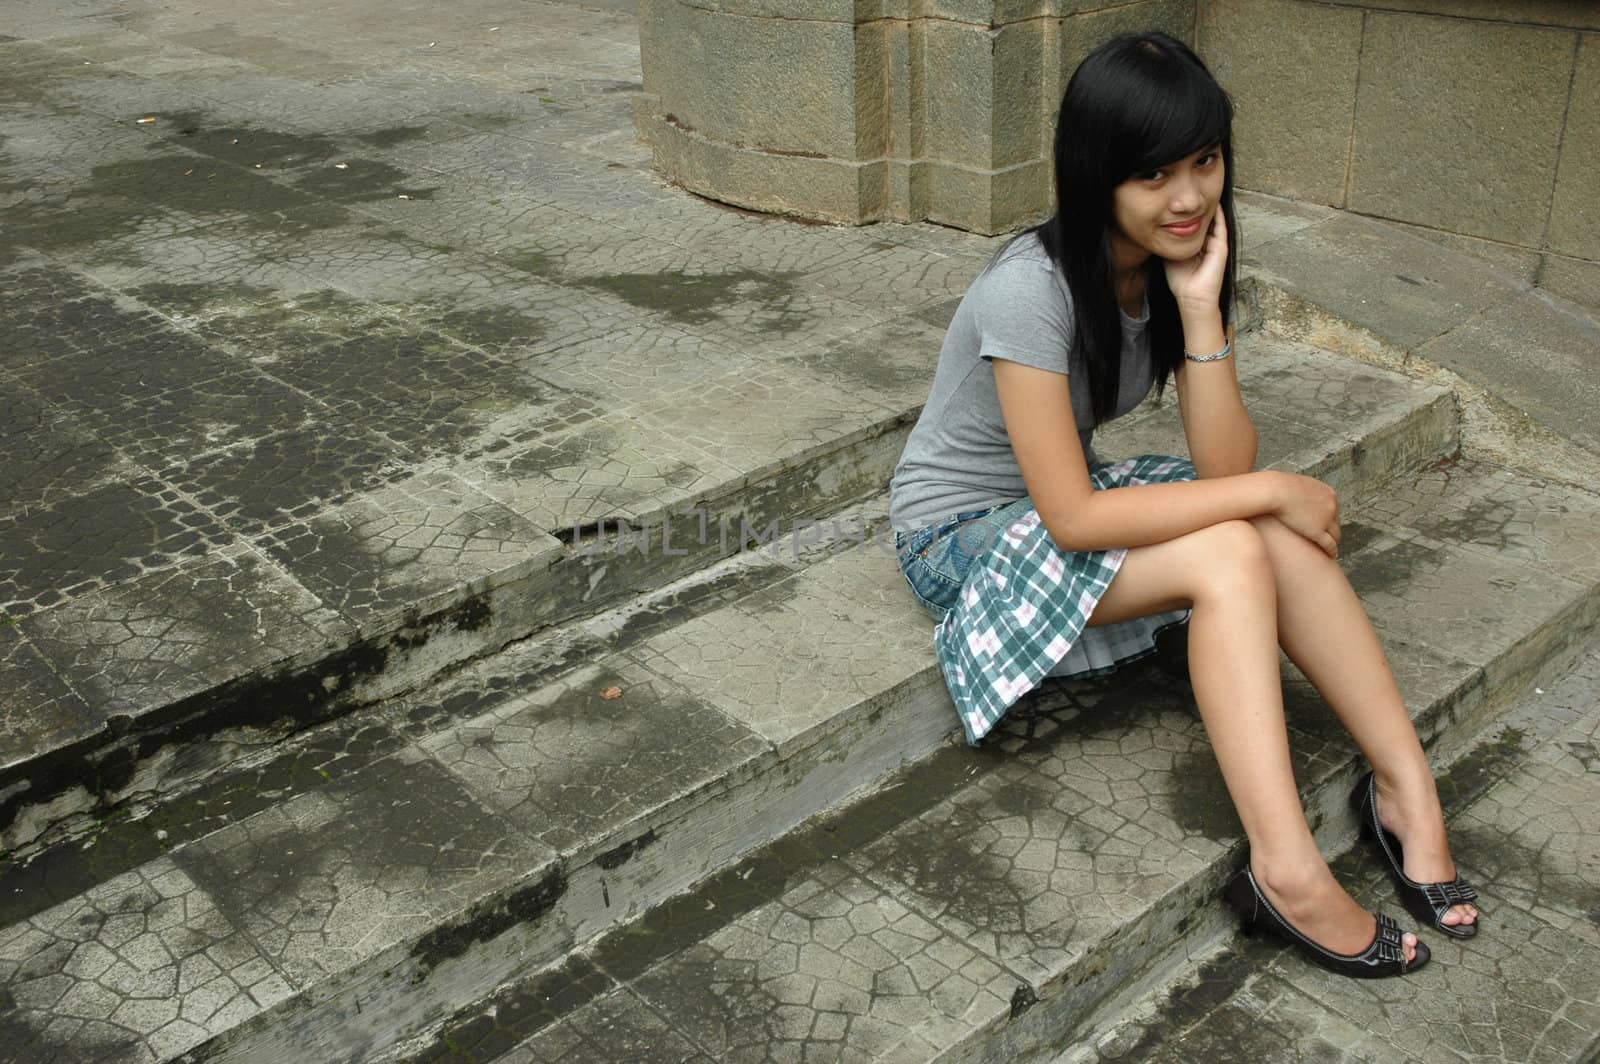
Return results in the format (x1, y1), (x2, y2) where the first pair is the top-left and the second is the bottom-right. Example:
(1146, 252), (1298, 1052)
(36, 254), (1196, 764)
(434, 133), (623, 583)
(1061, 638), (1600, 1064)
(1242, 198), (1600, 490)
(1, 3), (1598, 1061)
(1200, 1), (1600, 316)
(0, 0), (989, 853)
(633, 0), (1189, 233)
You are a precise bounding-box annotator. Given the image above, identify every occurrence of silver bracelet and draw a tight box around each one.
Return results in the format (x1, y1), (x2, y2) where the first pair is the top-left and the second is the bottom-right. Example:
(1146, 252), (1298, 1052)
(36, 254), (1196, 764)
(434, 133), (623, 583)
(1184, 338), (1232, 363)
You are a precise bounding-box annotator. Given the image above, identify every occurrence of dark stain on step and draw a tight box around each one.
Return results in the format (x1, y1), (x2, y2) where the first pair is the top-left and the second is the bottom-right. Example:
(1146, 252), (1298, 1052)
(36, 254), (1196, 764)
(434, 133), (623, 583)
(1169, 748), (1241, 842)
(590, 741), (1002, 982)
(1434, 725), (1529, 812)
(389, 954), (614, 1063)
(1345, 536), (1437, 595)
(569, 268), (807, 331)
(411, 862), (570, 976)
(156, 111), (439, 204)
(596, 827), (658, 870)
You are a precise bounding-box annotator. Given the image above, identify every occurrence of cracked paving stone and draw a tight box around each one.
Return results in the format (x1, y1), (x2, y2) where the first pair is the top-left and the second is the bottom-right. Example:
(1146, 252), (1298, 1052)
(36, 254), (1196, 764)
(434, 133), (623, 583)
(419, 657), (767, 856)
(557, 258), (885, 354)
(493, 985), (713, 1064)
(1232, 340), (1443, 441)
(25, 359), (325, 470)
(455, 414), (744, 534)
(1116, 971), (1408, 1064)
(397, 954), (617, 1064)
(1271, 877), (1600, 1064)
(627, 863), (1013, 1064)
(1353, 456), (1600, 586)
(252, 470), (558, 629)
(1451, 758), (1600, 927)
(622, 545), (935, 750)
(625, 361), (899, 484)
(0, 262), (210, 373)
(21, 550), (349, 718)
(841, 674), (1234, 989)
(347, 188), (628, 265)
(1496, 641), (1600, 781)
(0, 477), (233, 620)
(162, 422), (418, 535)
(394, 278), (643, 365)
(174, 754), (551, 988)
(0, 624), (96, 773)
(781, 314), (948, 412)
(777, 241), (985, 317)
(0, 378), (124, 518)
(1342, 528), (1594, 693)
(382, 623), (610, 739)
(532, 320), (784, 407)
(0, 857), (293, 1064)
(239, 320), (585, 460)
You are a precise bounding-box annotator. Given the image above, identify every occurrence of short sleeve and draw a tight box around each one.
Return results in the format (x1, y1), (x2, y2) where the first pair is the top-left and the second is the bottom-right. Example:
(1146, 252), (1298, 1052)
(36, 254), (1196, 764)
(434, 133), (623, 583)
(972, 250), (1075, 375)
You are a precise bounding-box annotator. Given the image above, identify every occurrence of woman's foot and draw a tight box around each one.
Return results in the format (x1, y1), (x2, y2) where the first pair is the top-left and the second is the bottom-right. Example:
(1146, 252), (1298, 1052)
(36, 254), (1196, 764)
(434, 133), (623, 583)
(1252, 858), (1422, 965)
(1371, 773), (1478, 930)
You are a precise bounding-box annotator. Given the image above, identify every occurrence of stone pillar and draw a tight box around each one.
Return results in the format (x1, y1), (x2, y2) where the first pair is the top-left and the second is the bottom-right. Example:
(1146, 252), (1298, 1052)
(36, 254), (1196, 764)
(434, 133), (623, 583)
(634, 1), (1194, 235)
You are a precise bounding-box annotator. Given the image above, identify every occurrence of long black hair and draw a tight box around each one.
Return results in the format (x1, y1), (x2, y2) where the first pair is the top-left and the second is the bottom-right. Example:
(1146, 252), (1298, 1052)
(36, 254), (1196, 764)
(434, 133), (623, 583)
(1006, 31), (1240, 426)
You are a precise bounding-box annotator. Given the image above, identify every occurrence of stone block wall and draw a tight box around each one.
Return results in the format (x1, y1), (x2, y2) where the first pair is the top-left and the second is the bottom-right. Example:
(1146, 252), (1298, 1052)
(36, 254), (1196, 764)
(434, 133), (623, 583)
(1198, 0), (1599, 311)
(634, 0), (1192, 235)
(637, 0), (1598, 311)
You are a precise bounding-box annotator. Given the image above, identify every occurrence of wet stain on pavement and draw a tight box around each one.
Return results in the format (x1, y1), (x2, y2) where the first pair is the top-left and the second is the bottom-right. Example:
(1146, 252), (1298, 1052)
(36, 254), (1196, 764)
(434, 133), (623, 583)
(570, 267), (806, 331)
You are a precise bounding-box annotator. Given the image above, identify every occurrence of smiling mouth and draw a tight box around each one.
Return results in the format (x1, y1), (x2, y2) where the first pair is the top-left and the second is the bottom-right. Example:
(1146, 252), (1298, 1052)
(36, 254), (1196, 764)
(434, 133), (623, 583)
(1162, 217), (1203, 232)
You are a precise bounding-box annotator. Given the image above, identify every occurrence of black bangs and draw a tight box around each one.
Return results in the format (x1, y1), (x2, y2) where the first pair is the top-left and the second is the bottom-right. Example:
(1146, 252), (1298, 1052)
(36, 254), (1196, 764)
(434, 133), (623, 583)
(1128, 75), (1230, 175)
(1112, 44), (1233, 178)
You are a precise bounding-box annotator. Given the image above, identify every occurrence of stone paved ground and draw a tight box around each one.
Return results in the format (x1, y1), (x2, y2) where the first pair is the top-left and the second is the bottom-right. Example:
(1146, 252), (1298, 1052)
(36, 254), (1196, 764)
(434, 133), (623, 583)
(5, 2), (1600, 1062)
(1061, 639), (1600, 1064)
(0, 0), (1003, 853)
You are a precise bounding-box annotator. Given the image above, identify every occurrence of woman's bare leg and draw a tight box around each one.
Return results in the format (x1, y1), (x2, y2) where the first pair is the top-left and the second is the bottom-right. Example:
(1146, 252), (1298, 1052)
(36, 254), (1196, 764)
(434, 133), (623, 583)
(1087, 520), (1420, 960)
(1247, 515), (1476, 927)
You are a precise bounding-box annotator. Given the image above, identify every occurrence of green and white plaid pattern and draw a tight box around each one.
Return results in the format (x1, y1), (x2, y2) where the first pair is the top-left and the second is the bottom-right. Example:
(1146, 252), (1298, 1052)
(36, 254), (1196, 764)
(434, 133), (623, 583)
(935, 454), (1197, 745)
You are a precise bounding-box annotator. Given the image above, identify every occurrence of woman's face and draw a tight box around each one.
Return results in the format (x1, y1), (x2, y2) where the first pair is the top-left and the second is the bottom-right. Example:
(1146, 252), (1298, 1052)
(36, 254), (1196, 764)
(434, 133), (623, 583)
(1110, 143), (1226, 263)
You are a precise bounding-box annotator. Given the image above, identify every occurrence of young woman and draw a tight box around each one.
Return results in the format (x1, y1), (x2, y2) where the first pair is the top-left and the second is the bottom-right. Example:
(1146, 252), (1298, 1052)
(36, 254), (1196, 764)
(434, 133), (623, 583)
(888, 31), (1478, 979)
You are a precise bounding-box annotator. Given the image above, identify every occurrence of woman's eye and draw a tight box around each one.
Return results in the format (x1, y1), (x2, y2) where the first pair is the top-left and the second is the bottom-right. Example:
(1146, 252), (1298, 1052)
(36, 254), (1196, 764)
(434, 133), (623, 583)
(1198, 151), (1220, 166)
(1139, 169), (1165, 181)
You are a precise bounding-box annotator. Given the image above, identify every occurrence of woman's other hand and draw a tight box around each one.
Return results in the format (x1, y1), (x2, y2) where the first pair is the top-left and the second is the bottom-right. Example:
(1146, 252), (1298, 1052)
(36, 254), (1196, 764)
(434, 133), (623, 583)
(1165, 208), (1229, 314)
(1270, 471), (1341, 558)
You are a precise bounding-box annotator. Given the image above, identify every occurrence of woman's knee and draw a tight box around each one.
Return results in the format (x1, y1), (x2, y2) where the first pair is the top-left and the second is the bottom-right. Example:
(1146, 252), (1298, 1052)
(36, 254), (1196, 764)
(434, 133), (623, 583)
(1249, 513), (1337, 566)
(1183, 519), (1273, 599)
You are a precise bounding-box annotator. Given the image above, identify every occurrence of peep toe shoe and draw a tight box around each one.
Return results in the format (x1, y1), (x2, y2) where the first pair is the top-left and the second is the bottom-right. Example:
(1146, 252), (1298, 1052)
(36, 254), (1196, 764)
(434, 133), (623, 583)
(1222, 864), (1429, 978)
(1350, 770), (1480, 939)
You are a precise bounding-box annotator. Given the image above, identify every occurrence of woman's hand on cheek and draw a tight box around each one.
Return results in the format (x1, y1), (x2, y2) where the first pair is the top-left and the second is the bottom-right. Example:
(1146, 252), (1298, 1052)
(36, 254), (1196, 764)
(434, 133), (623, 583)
(1163, 209), (1228, 315)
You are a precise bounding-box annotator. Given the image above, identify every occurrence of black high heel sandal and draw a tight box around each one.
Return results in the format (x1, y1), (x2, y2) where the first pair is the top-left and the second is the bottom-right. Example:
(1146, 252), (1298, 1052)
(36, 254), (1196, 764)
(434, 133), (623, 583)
(1222, 864), (1429, 978)
(1349, 770), (1480, 939)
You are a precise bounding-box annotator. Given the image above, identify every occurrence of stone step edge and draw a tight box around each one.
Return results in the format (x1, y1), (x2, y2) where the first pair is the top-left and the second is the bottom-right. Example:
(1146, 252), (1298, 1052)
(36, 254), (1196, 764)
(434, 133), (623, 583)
(1242, 275), (1600, 494)
(364, 516), (1600, 1064)
(0, 407), (918, 857)
(1038, 637), (1600, 1064)
(185, 377), (1463, 1063)
(947, 582), (1600, 1064)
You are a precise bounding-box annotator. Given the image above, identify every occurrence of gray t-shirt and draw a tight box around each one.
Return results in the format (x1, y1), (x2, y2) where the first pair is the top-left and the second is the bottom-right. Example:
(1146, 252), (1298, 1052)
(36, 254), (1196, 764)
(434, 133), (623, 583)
(889, 234), (1160, 531)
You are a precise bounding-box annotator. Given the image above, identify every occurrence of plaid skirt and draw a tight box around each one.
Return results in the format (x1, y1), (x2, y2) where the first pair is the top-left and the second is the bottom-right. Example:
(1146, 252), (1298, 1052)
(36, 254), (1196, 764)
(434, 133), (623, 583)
(894, 454), (1196, 745)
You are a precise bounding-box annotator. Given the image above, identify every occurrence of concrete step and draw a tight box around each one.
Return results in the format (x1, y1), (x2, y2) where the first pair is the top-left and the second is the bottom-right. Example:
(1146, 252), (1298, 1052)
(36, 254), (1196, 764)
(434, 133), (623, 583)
(1057, 639), (1600, 1064)
(0, 242), (926, 855)
(368, 456), (1600, 1064)
(0, 341), (1485, 1062)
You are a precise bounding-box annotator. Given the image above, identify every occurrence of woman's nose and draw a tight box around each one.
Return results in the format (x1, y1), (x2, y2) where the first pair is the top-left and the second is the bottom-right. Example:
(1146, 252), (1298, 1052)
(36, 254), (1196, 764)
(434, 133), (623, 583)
(1170, 176), (1205, 213)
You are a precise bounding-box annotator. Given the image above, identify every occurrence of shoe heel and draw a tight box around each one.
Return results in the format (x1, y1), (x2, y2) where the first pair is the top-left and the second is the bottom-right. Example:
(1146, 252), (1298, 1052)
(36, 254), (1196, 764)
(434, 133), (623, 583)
(1348, 770), (1372, 814)
(1220, 868), (1258, 933)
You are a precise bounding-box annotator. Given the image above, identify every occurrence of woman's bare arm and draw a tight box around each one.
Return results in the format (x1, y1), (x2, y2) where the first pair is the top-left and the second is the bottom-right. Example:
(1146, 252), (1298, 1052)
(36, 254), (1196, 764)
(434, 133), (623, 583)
(1174, 312), (1257, 478)
(992, 358), (1340, 556)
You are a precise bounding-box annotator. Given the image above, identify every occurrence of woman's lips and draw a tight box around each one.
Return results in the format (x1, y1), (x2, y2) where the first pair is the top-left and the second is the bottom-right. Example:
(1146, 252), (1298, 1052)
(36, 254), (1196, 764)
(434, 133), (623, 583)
(1161, 217), (1204, 237)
